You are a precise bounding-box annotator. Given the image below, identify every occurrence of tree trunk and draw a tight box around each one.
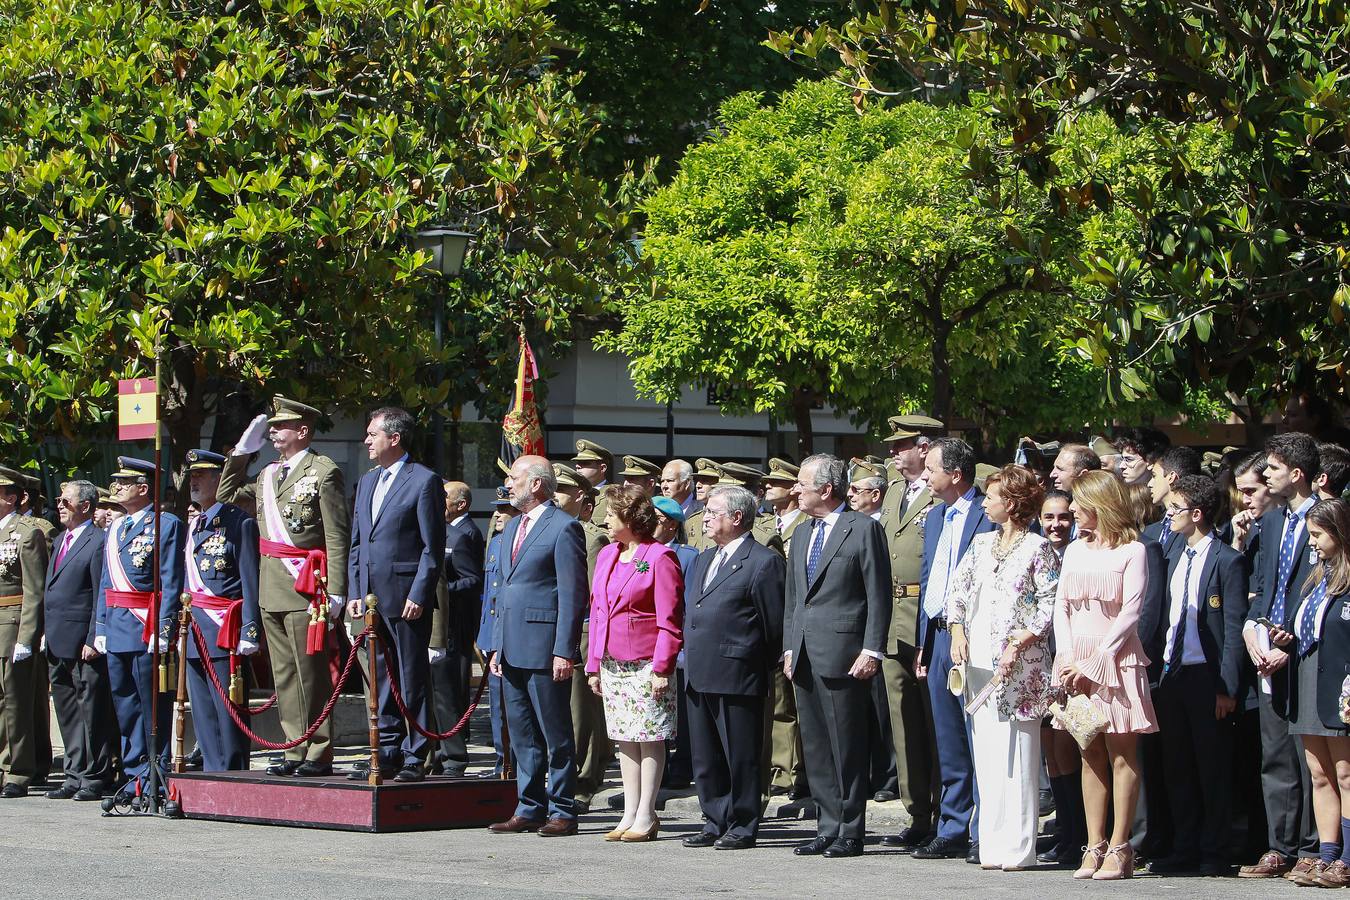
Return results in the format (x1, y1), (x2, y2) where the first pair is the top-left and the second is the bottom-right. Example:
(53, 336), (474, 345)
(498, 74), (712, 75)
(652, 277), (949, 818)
(211, 381), (266, 456)
(931, 325), (953, 422)
(792, 387), (815, 459)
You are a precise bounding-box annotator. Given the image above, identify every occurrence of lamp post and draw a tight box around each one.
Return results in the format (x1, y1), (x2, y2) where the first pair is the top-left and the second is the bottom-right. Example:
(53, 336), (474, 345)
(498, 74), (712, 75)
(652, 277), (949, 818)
(413, 227), (472, 475)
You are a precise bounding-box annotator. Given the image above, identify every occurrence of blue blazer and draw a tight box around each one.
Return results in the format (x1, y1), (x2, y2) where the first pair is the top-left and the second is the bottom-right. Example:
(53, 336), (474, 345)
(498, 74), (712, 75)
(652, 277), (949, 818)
(1249, 505), (1319, 716)
(347, 460), (446, 618)
(97, 510), (185, 653)
(43, 524), (106, 659)
(916, 493), (995, 667)
(185, 502), (261, 660)
(491, 503), (587, 670)
(475, 531), (506, 654)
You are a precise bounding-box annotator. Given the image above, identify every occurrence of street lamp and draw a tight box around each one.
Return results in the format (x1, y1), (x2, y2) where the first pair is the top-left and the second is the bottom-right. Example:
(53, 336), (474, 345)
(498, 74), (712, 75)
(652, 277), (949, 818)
(414, 227), (473, 475)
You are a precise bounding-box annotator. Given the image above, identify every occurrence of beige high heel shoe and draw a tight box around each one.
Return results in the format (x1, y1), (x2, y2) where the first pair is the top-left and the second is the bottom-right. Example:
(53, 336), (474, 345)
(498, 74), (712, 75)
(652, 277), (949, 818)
(620, 817), (660, 842)
(1073, 842), (1108, 880)
(1093, 843), (1135, 880)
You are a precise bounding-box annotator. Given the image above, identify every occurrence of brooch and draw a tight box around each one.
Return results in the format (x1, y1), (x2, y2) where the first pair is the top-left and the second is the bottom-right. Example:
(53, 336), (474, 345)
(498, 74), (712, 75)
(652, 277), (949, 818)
(1208, 594), (1221, 609)
(634, 559), (650, 574)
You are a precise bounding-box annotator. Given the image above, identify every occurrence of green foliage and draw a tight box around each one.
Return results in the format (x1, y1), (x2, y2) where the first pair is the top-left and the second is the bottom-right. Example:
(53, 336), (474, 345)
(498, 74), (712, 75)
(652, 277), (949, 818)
(0, 0), (640, 460)
(766, 0), (1350, 414)
(602, 80), (1203, 444)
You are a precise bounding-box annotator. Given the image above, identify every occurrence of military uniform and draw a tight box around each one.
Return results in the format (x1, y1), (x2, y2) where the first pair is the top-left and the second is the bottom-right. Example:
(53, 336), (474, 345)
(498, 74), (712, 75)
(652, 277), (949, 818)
(617, 454), (660, 492)
(95, 457), (185, 795)
(570, 440), (613, 526)
(182, 450), (262, 772)
(554, 463), (612, 807)
(14, 470), (54, 786)
(714, 462), (784, 557)
(216, 396), (350, 772)
(878, 415), (945, 836)
(475, 498), (515, 776)
(684, 459), (723, 551)
(0, 467), (51, 795)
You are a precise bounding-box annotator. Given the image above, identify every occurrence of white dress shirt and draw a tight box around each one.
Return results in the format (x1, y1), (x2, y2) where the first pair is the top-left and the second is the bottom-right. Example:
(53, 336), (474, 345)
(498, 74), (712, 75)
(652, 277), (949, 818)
(370, 453), (408, 520)
(923, 487), (976, 619)
(704, 533), (749, 589)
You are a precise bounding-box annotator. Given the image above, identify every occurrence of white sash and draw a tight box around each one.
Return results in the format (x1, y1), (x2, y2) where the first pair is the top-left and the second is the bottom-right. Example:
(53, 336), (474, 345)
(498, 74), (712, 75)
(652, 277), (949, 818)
(260, 463), (304, 581)
(184, 534), (226, 628)
(105, 522), (149, 631)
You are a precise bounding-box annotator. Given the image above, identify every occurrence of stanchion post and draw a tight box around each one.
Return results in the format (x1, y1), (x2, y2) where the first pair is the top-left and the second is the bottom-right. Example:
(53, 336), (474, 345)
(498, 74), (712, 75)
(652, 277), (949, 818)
(365, 603), (382, 786)
(172, 596), (192, 774)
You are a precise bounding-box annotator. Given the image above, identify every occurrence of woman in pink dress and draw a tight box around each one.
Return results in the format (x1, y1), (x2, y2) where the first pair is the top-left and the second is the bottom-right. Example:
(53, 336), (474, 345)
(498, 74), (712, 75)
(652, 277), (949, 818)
(1053, 470), (1158, 881)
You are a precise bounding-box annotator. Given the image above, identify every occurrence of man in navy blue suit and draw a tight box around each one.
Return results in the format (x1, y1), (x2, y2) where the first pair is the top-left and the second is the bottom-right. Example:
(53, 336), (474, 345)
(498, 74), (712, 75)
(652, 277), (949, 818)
(476, 494), (518, 777)
(181, 449), (261, 772)
(95, 456), (184, 805)
(345, 408), (446, 782)
(42, 479), (114, 800)
(488, 455), (587, 837)
(912, 438), (995, 862)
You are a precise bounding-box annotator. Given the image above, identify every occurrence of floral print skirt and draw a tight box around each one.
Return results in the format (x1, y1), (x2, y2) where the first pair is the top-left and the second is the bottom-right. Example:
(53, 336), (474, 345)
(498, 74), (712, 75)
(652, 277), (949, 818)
(600, 655), (677, 742)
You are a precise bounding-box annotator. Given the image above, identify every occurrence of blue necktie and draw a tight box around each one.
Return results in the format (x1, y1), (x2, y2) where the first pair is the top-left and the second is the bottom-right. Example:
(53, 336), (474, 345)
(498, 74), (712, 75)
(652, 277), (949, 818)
(1159, 513), (1175, 554)
(1298, 575), (1330, 657)
(1165, 548), (1197, 674)
(1271, 508), (1301, 627)
(805, 519), (827, 583)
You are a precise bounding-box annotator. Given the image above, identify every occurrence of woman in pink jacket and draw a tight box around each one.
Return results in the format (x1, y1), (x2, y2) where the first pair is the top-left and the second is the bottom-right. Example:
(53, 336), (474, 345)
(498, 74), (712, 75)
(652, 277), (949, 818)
(586, 485), (684, 842)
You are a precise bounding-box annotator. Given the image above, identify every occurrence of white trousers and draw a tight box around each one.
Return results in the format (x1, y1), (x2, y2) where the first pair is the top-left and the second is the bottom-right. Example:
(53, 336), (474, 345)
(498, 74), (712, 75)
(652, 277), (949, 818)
(969, 670), (1040, 869)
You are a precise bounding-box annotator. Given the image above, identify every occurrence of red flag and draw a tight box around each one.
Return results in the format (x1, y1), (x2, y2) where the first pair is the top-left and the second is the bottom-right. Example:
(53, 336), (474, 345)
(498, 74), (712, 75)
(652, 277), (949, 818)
(500, 333), (545, 466)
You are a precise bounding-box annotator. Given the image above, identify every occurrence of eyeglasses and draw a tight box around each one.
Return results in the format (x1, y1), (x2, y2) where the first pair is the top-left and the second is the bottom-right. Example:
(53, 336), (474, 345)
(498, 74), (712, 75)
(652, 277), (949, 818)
(704, 509), (729, 520)
(1165, 504), (1197, 515)
(57, 498), (88, 510)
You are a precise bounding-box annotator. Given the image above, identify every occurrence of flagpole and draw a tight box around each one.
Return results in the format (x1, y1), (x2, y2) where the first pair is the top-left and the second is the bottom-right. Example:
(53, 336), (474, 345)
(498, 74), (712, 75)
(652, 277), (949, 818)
(147, 347), (163, 814)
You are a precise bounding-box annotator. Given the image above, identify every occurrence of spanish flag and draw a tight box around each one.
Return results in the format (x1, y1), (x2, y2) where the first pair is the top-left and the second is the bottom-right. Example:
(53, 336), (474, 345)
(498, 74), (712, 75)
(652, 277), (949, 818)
(499, 333), (545, 466)
(117, 378), (158, 441)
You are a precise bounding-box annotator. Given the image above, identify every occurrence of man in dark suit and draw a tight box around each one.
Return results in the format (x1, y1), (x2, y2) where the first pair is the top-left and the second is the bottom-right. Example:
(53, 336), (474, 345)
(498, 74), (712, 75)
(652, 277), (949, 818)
(1147, 475), (1249, 875)
(42, 479), (114, 800)
(1239, 432), (1321, 879)
(476, 495), (518, 777)
(681, 485), (785, 850)
(913, 438), (996, 861)
(783, 454), (890, 858)
(428, 480), (485, 776)
(181, 450), (262, 772)
(488, 455), (587, 836)
(345, 408), (446, 782)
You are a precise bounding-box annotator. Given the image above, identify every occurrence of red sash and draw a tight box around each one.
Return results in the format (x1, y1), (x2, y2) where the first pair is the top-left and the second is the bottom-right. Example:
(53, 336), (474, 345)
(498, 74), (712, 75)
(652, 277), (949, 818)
(106, 590), (155, 643)
(257, 539), (326, 597)
(190, 591), (244, 652)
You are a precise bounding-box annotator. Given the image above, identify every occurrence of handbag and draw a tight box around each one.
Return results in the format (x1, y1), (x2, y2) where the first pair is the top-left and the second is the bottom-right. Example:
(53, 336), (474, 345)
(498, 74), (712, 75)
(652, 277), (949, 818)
(1339, 675), (1350, 726)
(1049, 688), (1109, 750)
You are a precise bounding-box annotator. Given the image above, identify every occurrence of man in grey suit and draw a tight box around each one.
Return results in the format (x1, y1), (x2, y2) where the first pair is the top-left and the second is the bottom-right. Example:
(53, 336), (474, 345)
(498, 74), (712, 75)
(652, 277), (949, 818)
(488, 455), (587, 837)
(42, 480), (114, 800)
(784, 454), (891, 858)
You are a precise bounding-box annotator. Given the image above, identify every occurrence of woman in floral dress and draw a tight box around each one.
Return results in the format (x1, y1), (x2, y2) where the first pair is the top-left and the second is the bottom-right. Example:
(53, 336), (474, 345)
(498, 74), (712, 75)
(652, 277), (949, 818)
(949, 465), (1060, 871)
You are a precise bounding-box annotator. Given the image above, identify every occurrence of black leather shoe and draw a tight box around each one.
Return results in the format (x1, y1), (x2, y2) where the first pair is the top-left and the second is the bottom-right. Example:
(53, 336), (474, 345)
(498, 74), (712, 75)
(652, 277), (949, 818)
(873, 789), (897, 803)
(794, 836), (833, 856)
(46, 786), (78, 800)
(824, 838), (864, 858)
(1038, 787), (1055, 817)
(881, 827), (931, 851)
(73, 788), (103, 802)
(966, 841), (981, 864)
(787, 786), (811, 801)
(394, 766), (425, 783)
(348, 765), (394, 780)
(715, 834), (756, 850)
(293, 762), (332, 778)
(444, 765), (468, 778)
(912, 836), (969, 859)
(1038, 844), (1072, 865)
(683, 832), (718, 848)
(0, 784), (28, 799)
(266, 760), (301, 777)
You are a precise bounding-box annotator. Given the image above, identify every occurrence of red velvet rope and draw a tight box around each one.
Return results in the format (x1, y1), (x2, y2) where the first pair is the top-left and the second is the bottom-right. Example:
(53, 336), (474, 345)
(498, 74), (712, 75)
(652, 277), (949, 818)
(380, 638), (487, 741)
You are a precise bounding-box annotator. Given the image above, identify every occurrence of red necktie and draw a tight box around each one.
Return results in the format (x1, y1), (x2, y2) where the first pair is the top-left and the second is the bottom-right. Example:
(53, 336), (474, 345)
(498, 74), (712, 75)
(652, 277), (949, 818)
(511, 514), (530, 564)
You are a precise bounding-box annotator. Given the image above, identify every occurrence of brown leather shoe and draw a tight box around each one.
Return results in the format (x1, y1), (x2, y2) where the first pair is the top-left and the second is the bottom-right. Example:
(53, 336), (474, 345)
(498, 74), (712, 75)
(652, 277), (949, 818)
(488, 815), (545, 833)
(1239, 850), (1294, 878)
(1288, 858), (1329, 886)
(538, 815), (578, 837)
(1315, 860), (1350, 887)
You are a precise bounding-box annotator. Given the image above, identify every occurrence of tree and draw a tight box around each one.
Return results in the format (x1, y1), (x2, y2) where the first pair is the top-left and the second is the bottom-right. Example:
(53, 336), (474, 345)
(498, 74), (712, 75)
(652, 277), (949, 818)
(0, 0), (641, 475)
(767, 0), (1350, 413)
(600, 81), (1201, 450)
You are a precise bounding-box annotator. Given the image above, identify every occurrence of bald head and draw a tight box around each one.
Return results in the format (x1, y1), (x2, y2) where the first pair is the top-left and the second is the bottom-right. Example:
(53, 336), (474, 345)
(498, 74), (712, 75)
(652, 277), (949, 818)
(443, 480), (471, 523)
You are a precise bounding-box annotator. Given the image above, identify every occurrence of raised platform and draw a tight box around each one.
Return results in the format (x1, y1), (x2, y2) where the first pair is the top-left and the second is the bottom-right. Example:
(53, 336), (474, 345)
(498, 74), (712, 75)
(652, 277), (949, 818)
(168, 771), (517, 832)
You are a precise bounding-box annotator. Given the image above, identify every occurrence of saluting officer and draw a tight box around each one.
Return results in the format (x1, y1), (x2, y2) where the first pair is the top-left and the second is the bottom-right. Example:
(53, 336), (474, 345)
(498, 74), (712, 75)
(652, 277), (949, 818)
(95, 457), (184, 803)
(217, 396), (350, 777)
(0, 466), (51, 798)
(181, 450), (261, 772)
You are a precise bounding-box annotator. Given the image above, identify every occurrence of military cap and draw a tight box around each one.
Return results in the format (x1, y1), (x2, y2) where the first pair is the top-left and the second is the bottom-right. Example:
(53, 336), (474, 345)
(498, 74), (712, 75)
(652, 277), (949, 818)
(96, 486), (119, 509)
(651, 495), (686, 523)
(974, 463), (1000, 491)
(571, 439), (613, 471)
(619, 455), (661, 478)
(1201, 450), (1223, 476)
(111, 456), (158, 480)
(694, 458), (722, 480)
(552, 463), (596, 495)
(0, 466), (22, 487)
(849, 458), (886, 485)
(717, 461), (765, 486)
(762, 458), (800, 484)
(1089, 435), (1120, 458)
(267, 394), (322, 425)
(185, 449), (227, 471)
(17, 471), (42, 501)
(883, 414), (946, 442)
(491, 495), (515, 509)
